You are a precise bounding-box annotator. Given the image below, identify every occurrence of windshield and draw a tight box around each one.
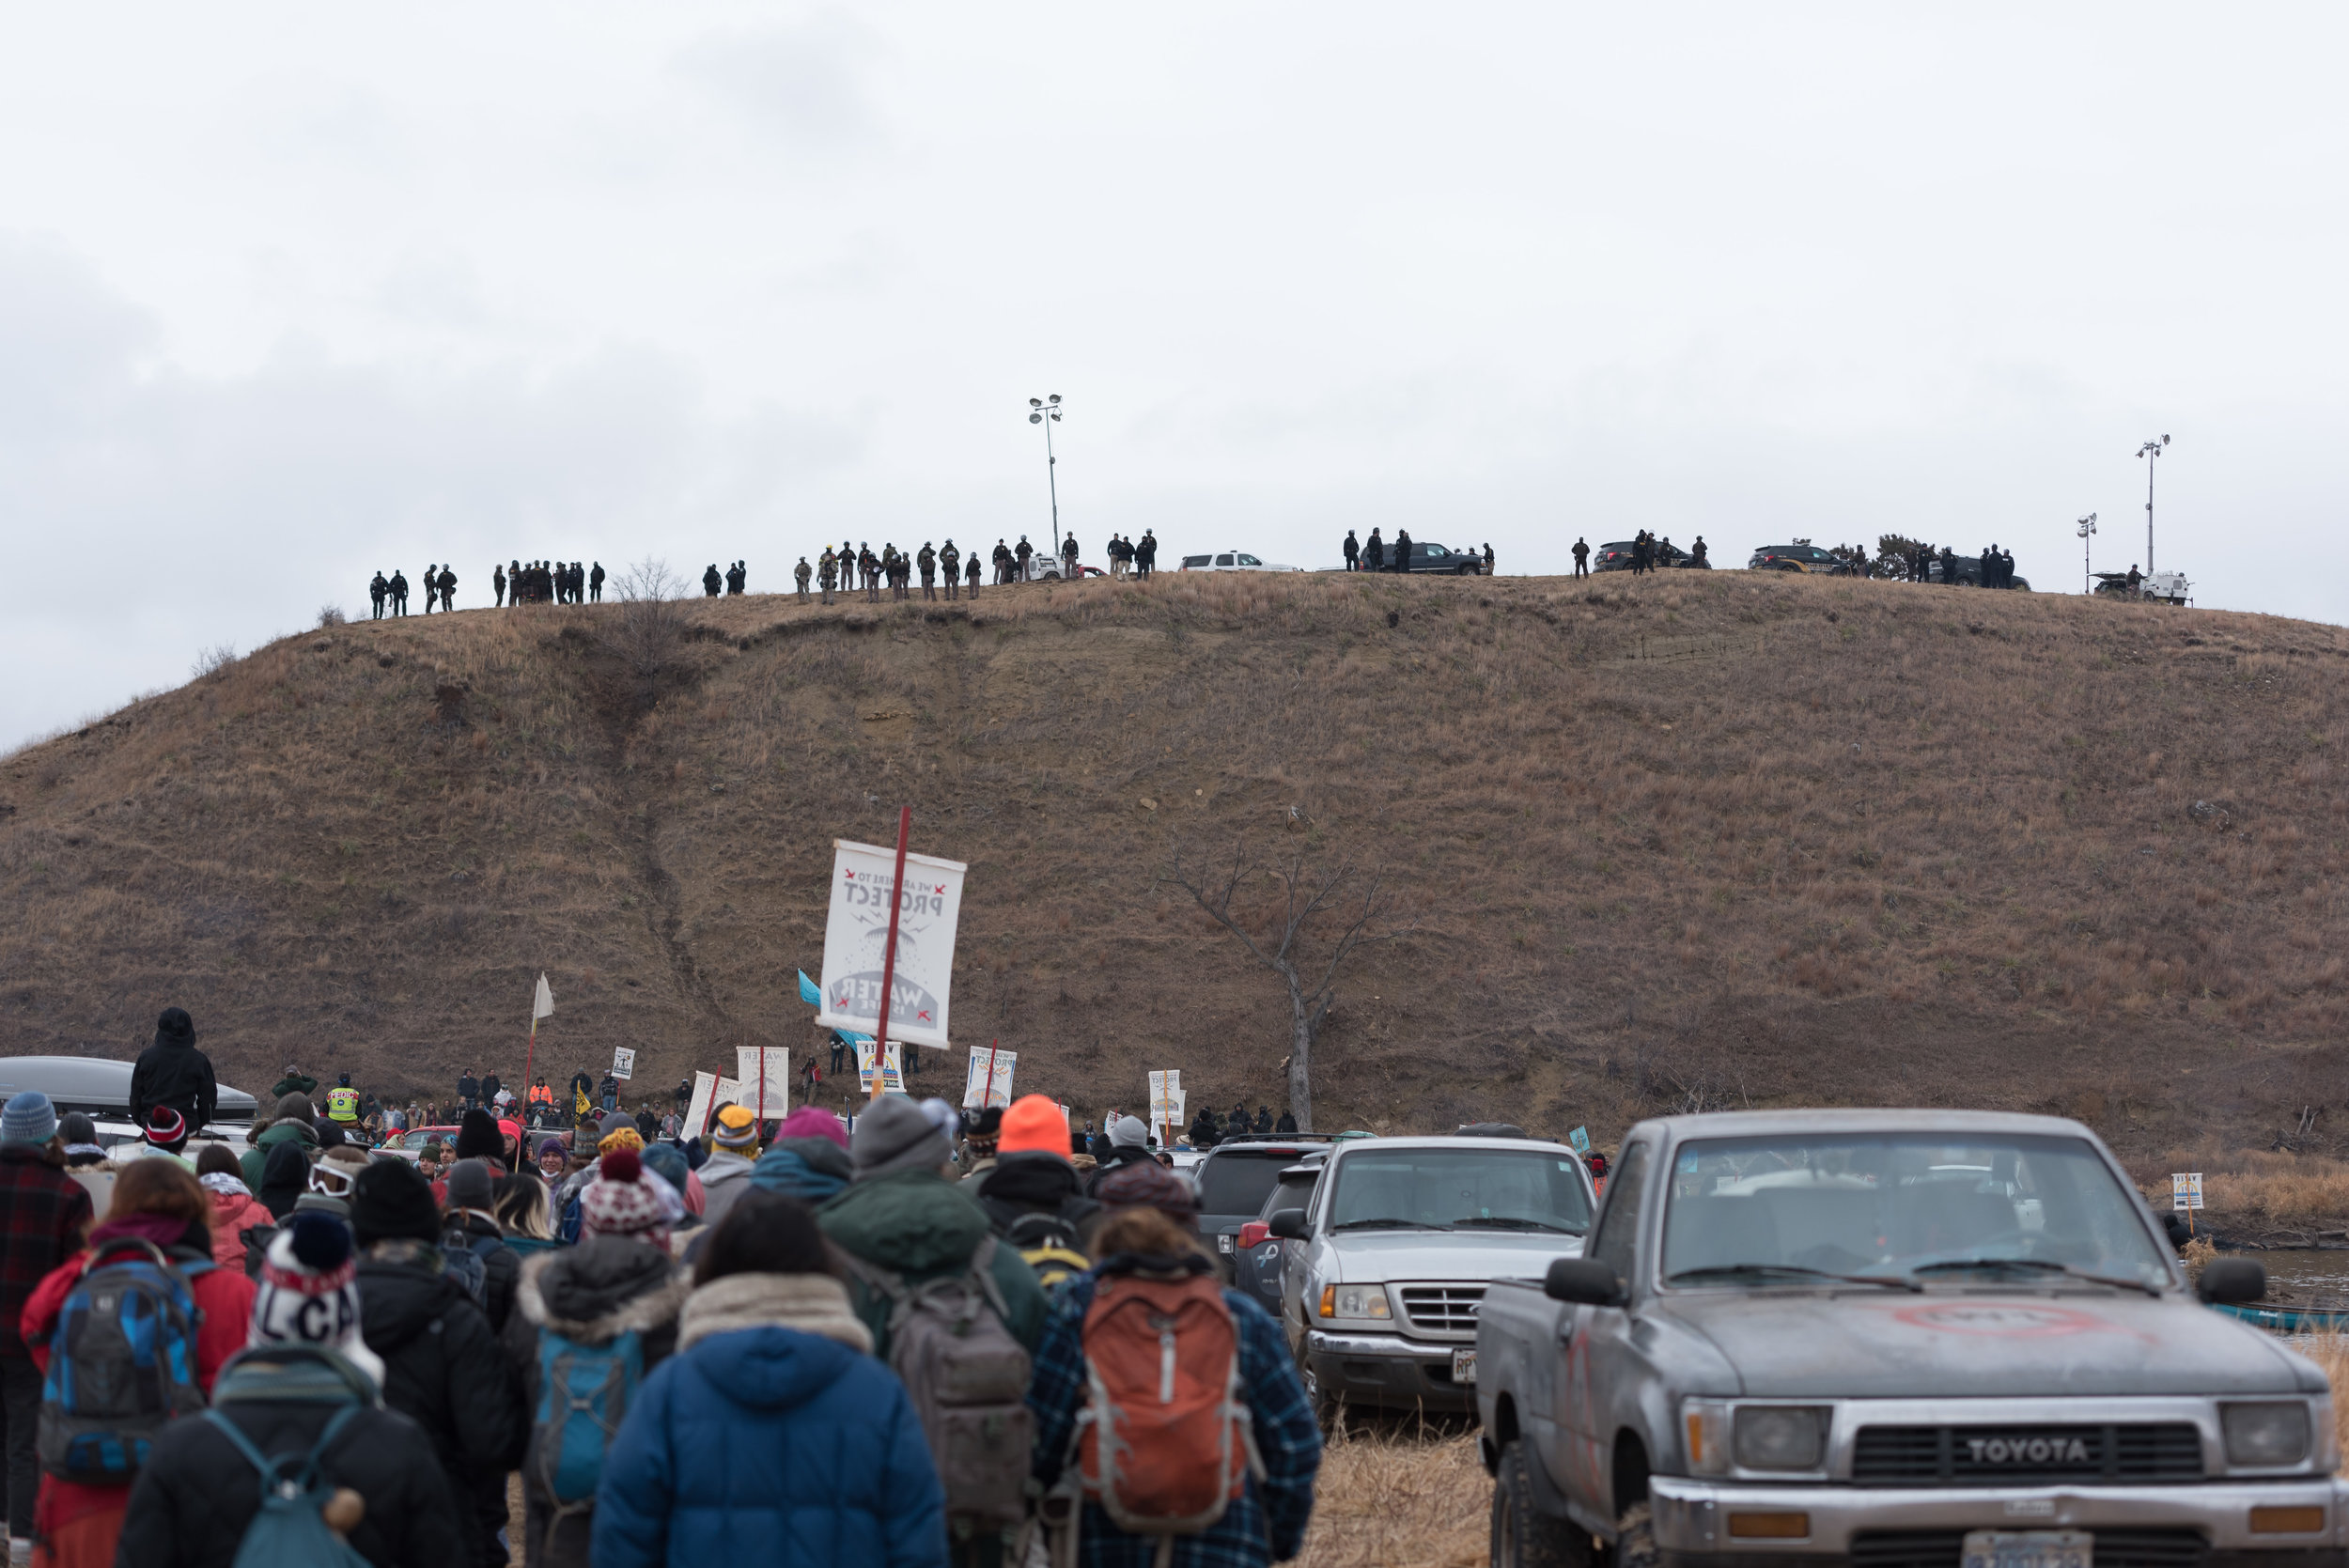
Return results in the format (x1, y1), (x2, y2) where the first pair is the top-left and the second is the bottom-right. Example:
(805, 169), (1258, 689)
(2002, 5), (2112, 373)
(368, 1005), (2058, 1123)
(1326, 1147), (1592, 1234)
(1660, 1133), (2170, 1289)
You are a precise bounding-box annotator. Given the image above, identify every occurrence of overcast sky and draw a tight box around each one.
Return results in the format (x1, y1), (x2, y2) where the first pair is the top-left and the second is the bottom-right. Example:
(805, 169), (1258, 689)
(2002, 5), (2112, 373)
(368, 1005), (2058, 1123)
(4, 5), (2341, 750)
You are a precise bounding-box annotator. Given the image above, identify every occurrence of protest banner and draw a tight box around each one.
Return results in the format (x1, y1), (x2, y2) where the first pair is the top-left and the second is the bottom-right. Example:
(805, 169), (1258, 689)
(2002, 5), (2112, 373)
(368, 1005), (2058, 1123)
(738, 1047), (790, 1119)
(611, 1047), (635, 1081)
(963, 1045), (1016, 1110)
(817, 837), (967, 1051)
(856, 1039), (905, 1095)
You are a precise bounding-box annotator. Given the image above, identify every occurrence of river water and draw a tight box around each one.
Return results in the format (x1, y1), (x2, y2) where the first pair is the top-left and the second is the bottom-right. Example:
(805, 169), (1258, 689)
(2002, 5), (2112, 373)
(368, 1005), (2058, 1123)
(2240, 1248), (2349, 1307)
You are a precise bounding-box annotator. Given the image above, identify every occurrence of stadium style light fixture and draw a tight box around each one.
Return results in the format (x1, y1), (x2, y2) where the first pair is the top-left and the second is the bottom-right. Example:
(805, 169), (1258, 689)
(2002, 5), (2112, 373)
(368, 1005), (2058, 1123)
(2076, 512), (2097, 595)
(2136, 434), (2170, 577)
(1028, 395), (1065, 564)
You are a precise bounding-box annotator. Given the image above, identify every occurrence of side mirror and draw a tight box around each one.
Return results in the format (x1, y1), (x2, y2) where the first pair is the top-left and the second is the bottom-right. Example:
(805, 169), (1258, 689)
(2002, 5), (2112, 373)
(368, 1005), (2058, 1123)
(1268, 1208), (1309, 1241)
(1545, 1257), (1626, 1307)
(2197, 1256), (2266, 1305)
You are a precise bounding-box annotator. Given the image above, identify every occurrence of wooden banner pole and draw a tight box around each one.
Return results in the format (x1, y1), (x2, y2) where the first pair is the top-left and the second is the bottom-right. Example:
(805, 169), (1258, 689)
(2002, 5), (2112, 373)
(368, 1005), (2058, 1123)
(870, 806), (912, 1099)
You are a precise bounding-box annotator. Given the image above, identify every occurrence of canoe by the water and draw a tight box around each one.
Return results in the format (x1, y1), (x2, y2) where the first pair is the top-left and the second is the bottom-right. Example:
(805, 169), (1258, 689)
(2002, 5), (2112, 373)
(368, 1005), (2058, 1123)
(2211, 1300), (2349, 1332)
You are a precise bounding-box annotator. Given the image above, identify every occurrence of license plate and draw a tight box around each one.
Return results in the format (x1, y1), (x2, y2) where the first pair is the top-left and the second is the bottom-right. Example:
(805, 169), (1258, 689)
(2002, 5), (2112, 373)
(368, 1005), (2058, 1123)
(1962, 1530), (2091, 1568)
(1452, 1348), (1477, 1385)
(1217, 1234), (1233, 1253)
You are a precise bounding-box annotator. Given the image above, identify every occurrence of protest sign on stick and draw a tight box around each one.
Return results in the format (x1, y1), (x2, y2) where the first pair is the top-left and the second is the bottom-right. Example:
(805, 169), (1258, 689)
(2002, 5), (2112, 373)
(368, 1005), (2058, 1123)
(611, 1047), (635, 1082)
(963, 1045), (1016, 1110)
(856, 1040), (905, 1095)
(684, 1071), (719, 1139)
(817, 830), (968, 1056)
(738, 1047), (789, 1119)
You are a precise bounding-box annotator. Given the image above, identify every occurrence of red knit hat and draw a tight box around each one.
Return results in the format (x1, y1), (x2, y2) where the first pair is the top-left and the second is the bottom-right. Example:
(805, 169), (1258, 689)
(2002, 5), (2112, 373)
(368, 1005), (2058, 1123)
(996, 1094), (1068, 1157)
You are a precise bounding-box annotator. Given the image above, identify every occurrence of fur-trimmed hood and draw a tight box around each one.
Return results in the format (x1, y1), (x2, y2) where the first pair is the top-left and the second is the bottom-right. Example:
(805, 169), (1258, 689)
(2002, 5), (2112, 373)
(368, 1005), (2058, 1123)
(517, 1234), (690, 1343)
(677, 1272), (872, 1356)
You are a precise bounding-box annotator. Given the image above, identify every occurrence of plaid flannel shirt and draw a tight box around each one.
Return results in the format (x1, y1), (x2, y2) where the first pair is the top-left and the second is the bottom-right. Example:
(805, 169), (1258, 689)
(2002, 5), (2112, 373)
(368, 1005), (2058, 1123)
(0, 1145), (93, 1358)
(1029, 1268), (1323, 1568)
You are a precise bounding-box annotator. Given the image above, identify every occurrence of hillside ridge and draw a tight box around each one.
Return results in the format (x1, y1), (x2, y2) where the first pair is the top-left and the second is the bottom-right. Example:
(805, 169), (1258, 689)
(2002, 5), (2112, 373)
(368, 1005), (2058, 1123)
(7, 570), (2347, 1159)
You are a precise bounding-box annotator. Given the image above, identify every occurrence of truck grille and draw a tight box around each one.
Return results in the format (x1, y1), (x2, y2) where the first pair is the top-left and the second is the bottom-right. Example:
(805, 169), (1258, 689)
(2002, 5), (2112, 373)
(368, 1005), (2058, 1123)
(1852, 1530), (2205, 1568)
(1851, 1424), (2203, 1485)
(1395, 1285), (1484, 1335)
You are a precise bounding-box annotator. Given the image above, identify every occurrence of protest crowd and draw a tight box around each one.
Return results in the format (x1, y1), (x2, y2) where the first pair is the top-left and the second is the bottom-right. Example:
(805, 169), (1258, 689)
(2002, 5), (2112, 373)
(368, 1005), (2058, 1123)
(0, 1009), (1323, 1568)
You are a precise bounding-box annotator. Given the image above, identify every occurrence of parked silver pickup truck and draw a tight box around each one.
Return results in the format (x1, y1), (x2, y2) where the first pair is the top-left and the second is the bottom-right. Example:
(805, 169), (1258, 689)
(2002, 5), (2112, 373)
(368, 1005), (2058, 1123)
(1270, 1133), (1595, 1419)
(1476, 1110), (2333, 1568)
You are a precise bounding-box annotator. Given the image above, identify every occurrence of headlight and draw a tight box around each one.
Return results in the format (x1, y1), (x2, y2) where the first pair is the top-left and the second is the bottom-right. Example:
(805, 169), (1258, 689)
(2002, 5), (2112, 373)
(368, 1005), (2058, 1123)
(1318, 1284), (1392, 1321)
(1735, 1406), (1829, 1471)
(2223, 1403), (2313, 1467)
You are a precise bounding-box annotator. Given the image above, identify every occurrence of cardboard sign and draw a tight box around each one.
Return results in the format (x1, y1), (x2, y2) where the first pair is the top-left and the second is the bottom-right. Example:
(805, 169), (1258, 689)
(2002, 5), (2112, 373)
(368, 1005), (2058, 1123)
(2172, 1172), (2203, 1211)
(963, 1047), (1016, 1110)
(737, 1048), (790, 1118)
(1568, 1126), (1591, 1155)
(1148, 1070), (1181, 1143)
(856, 1039), (905, 1095)
(611, 1047), (635, 1081)
(817, 840), (968, 1049)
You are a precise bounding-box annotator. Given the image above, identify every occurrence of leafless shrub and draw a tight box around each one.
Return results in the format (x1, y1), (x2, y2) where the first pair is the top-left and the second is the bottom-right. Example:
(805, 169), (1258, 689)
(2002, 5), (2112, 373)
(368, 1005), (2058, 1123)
(603, 557), (693, 689)
(317, 604), (347, 628)
(191, 643), (238, 678)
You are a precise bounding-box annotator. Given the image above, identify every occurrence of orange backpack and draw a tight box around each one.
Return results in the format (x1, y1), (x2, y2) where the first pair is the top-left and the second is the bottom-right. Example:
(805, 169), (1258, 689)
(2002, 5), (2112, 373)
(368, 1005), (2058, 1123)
(1069, 1268), (1264, 1562)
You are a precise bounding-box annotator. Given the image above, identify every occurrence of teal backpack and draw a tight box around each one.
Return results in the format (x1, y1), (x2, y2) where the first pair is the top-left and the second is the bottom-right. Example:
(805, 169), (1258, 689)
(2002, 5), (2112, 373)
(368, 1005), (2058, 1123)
(532, 1326), (643, 1517)
(203, 1347), (377, 1568)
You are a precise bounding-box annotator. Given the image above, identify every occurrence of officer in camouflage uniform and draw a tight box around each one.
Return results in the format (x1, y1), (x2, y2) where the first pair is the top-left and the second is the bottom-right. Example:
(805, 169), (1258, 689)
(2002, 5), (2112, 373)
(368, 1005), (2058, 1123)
(795, 556), (812, 604)
(941, 539), (961, 600)
(817, 547), (837, 605)
(917, 541), (938, 600)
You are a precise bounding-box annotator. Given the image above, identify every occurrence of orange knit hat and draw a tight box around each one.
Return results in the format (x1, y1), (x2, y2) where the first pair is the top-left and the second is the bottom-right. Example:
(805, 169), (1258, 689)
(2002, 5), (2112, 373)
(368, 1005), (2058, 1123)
(996, 1094), (1069, 1157)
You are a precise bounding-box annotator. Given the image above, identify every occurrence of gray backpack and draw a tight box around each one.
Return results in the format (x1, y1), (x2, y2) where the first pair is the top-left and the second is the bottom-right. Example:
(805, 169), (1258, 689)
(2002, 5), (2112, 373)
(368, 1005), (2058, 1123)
(838, 1237), (1033, 1533)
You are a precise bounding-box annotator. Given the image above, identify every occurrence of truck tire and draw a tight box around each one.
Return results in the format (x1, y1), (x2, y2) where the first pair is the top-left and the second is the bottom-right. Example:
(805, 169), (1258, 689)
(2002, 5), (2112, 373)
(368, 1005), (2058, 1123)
(1490, 1440), (1585, 1568)
(1614, 1503), (1658, 1568)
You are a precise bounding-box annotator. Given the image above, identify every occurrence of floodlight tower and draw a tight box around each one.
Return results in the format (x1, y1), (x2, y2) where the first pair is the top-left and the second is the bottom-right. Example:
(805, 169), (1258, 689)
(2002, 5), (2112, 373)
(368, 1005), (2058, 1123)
(2136, 434), (2169, 576)
(1028, 395), (1064, 564)
(2077, 513), (2097, 595)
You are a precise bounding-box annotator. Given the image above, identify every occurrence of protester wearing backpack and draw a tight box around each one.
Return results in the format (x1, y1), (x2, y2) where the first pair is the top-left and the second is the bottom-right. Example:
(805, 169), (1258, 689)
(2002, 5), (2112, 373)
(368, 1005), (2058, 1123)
(439, 1159), (519, 1334)
(504, 1148), (690, 1568)
(1082, 1117), (1156, 1195)
(1025, 1165), (1322, 1568)
(973, 1095), (1101, 1295)
(819, 1096), (1048, 1565)
(0, 1094), (95, 1563)
(349, 1159), (521, 1568)
(593, 1191), (947, 1568)
(20, 1158), (255, 1568)
(116, 1212), (463, 1568)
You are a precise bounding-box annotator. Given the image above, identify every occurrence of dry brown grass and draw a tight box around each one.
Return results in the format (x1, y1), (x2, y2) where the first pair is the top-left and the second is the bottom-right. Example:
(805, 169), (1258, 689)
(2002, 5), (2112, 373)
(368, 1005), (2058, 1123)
(2133, 1148), (2349, 1224)
(5, 570), (2349, 1161)
(1295, 1424), (1486, 1568)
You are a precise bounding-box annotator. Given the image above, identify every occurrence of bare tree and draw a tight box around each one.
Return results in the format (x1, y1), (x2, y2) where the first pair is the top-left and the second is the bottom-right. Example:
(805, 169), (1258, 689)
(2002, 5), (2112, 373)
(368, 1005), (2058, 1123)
(602, 557), (692, 691)
(1167, 841), (1408, 1133)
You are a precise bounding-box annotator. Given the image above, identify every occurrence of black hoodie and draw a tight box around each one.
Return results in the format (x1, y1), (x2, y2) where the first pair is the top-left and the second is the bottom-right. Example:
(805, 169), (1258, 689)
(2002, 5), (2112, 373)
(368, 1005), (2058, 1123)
(975, 1152), (1102, 1246)
(130, 1013), (216, 1129)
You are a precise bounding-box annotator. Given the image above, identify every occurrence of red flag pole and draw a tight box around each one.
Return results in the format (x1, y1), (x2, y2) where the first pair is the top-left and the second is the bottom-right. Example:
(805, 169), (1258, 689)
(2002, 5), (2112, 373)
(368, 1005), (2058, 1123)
(870, 806), (912, 1100)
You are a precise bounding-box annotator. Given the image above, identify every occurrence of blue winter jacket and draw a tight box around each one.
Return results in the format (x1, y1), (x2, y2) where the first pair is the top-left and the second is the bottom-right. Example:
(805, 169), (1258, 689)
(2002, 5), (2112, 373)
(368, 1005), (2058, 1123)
(591, 1323), (949, 1568)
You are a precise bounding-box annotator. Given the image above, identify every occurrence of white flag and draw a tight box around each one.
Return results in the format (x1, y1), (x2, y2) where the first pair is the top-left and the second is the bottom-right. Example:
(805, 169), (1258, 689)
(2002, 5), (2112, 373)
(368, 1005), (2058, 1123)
(533, 973), (555, 1020)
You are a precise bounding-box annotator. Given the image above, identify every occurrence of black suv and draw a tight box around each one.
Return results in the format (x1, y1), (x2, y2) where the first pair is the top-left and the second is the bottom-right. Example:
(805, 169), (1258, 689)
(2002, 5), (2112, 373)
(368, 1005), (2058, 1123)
(1193, 1135), (1336, 1278)
(1594, 539), (1702, 571)
(1379, 541), (1486, 575)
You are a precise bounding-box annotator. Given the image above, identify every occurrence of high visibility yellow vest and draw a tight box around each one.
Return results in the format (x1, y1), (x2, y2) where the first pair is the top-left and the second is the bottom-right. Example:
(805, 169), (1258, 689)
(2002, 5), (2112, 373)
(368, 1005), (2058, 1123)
(326, 1086), (361, 1123)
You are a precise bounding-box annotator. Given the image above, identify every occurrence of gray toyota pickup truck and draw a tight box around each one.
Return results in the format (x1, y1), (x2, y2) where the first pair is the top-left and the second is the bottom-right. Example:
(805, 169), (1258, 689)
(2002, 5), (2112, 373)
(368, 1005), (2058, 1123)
(1476, 1110), (2336, 1568)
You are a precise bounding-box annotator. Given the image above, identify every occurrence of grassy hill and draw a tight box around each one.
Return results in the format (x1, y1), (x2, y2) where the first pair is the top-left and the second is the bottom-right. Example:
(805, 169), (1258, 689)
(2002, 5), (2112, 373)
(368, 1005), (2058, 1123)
(6, 567), (2346, 1162)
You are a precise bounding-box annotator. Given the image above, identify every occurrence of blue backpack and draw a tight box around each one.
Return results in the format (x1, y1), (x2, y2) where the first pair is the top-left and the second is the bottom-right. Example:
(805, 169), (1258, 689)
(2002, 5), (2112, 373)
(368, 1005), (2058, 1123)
(37, 1237), (211, 1482)
(205, 1403), (371, 1568)
(532, 1327), (643, 1516)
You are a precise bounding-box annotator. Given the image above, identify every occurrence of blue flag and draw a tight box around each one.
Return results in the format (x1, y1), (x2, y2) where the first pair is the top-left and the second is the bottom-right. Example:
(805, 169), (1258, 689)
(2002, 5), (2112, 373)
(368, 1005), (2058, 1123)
(798, 970), (822, 1008)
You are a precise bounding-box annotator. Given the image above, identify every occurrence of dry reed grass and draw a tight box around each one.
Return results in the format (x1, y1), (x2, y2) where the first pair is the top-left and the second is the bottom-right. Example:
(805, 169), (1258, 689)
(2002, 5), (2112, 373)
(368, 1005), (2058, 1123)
(5, 568), (2349, 1164)
(2135, 1148), (2349, 1224)
(1295, 1424), (1486, 1568)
